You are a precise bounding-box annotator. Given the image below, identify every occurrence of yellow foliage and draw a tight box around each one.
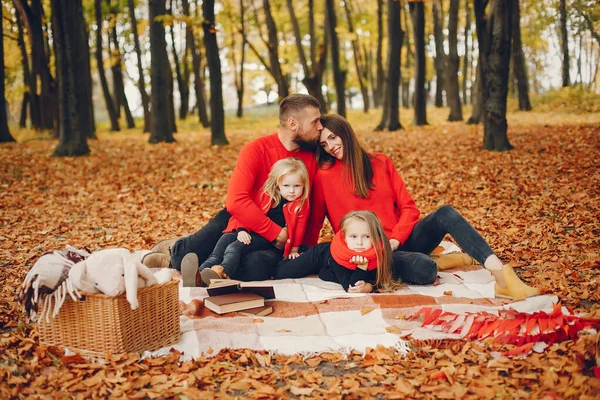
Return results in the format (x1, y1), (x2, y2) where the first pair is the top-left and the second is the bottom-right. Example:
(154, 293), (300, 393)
(529, 86), (600, 114)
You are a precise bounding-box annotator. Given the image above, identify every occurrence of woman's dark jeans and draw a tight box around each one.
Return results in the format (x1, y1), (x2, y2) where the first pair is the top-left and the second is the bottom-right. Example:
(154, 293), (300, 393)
(275, 205), (495, 285)
(200, 231), (280, 278)
(170, 208), (280, 281)
(393, 205), (495, 284)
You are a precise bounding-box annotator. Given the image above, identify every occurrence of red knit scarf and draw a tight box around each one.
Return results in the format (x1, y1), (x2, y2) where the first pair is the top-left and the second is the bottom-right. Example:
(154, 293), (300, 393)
(330, 231), (379, 271)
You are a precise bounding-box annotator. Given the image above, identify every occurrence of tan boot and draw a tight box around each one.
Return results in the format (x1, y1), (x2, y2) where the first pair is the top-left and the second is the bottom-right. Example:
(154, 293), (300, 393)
(200, 265), (228, 287)
(181, 253), (199, 287)
(150, 237), (180, 255)
(142, 252), (171, 268)
(493, 265), (540, 300)
(430, 252), (478, 271)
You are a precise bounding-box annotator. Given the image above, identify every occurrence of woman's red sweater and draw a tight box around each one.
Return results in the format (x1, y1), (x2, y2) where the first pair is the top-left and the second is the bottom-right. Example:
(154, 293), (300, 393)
(304, 153), (420, 246)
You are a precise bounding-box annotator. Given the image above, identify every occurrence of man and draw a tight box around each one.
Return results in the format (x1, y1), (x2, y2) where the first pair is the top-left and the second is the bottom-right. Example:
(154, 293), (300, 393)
(143, 94), (323, 286)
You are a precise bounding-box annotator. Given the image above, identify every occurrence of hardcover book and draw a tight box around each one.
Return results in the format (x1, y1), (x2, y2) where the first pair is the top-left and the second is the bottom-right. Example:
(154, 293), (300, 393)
(238, 305), (274, 317)
(203, 292), (265, 315)
(207, 280), (276, 300)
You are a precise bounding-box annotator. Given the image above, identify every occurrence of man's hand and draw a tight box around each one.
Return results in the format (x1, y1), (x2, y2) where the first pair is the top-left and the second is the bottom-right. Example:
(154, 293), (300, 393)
(288, 252), (300, 259)
(274, 227), (288, 249)
(348, 280), (373, 293)
(350, 255), (368, 270)
(389, 239), (400, 251)
(237, 231), (252, 245)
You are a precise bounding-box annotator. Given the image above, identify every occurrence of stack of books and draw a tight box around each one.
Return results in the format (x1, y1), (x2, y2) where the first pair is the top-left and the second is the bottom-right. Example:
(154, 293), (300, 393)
(203, 280), (275, 316)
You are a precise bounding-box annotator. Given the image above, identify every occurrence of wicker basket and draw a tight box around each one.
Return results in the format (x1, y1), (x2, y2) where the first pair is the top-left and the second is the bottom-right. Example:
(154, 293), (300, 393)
(38, 278), (181, 357)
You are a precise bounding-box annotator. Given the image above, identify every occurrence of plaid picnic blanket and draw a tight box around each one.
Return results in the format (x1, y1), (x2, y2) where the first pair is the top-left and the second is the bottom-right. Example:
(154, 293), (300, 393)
(145, 262), (558, 361)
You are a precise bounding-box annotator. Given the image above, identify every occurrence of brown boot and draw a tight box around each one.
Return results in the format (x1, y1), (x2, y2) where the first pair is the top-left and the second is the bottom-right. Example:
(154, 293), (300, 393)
(430, 252), (478, 271)
(493, 265), (539, 300)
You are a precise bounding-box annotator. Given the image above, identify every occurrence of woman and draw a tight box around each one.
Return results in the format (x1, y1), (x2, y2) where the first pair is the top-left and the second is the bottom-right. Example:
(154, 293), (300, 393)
(276, 114), (539, 300)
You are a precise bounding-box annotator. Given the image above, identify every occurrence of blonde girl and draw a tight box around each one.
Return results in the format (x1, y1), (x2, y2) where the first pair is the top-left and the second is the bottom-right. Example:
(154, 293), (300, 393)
(199, 158), (310, 285)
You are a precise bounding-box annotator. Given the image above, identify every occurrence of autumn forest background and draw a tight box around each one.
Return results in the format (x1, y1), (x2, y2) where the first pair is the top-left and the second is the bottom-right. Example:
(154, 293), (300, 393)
(1, 0), (600, 398)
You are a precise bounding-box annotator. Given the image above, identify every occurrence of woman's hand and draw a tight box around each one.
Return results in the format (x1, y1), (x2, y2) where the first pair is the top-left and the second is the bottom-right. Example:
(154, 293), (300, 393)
(237, 231), (252, 245)
(348, 280), (373, 293)
(389, 239), (400, 251)
(350, 255), (368, 270)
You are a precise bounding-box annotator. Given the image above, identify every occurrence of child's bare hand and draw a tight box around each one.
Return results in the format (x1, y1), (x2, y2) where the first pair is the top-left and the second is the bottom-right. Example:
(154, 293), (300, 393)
(237, 231), (251, 245)
(348, 280), (373, 293)
(287, 252), (300, 259)
(350, 255), (368, 270)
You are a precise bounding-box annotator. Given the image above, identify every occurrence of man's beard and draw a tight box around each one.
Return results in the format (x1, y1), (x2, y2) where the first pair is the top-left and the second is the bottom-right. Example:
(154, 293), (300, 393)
(293, 131), (318, 151)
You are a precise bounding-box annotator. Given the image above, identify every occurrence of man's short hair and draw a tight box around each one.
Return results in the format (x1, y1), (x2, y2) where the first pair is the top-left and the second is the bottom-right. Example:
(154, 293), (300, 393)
(279, 94), (321, 125)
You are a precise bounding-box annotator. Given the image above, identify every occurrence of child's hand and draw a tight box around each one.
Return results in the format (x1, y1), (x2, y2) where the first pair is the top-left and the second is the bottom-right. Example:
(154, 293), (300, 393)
(350, 255), (368, 270)
(348, 280), (373, 293)
(237, 231), (251, 245)
(287, 252), (300, 259)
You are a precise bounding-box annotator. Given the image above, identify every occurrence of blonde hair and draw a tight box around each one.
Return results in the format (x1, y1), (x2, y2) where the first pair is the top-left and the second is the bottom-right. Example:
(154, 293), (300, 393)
(262, 158), (310, 213)
(340, 210), (397, 292)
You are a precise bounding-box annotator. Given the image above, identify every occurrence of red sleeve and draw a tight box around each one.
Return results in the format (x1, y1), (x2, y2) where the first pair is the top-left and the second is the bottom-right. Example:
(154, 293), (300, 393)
(292, 201), (310, 248)
(225, 143), (282, 241)
(303, 171), (326, 246)
(385, 156), (420, 245)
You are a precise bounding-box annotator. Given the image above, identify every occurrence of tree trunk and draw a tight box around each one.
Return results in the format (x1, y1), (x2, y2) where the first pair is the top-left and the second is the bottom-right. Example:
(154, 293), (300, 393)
(94, 0), (120, 131)
(128, 0), (150, 132)
(462, 0), (471, 104)
(410, 1), (428, 126)
(287, 0), (327, 112)
(203, 0), (228, 145)
(447, 0), (463, 121)
(432, 0), (445, 108)
(16, 11), (30, 128)
(325, 0), (346, 117)
(182, 0), (209, 127)
(475, 0), (514, 151)
(559, 0), (570, 87)
(402, 3), (412, 109)
(13, 0), (56, 131)
(0, 8), (15, 143)
(51, 0), (90, 156)
(236, 0), (246, 117)
(108, 6), (135, 129)
(149, 0), (174, 143)
(511, 0), (531, 111)
(75, 9), (96, 139)
(344, 0), (369, 112)
(263, 0), (289, 100)
(466, 61), (482, 124)
(166, 54), (177, 134)
(376, 0), (402, 131)
(167, 0), (188, 121)
(372, 0), (384, 108)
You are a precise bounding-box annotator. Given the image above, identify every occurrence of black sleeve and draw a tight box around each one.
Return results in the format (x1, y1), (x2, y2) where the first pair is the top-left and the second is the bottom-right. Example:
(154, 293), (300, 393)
(237, 227), (249, 233)
(319, 260), (375, 292)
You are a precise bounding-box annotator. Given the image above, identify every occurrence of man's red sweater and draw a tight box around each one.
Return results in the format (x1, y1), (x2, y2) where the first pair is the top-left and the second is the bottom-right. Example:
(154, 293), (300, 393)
(225, 133), (317, 242)
(304, 153), (420, 246)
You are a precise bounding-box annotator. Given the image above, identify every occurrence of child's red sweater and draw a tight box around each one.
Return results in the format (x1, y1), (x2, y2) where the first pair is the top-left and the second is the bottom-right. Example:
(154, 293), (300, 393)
(304, 153), (420, 246)
(225, 194), (310, 256)
(225, 134), (317, 242)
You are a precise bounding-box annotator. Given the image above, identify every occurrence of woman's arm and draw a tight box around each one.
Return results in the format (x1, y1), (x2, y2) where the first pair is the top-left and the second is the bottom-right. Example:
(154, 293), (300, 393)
(383, 155), (420, 247)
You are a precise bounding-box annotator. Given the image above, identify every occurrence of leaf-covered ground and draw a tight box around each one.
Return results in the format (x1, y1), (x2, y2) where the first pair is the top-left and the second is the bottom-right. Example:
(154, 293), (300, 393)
(1, 109), (599, 398)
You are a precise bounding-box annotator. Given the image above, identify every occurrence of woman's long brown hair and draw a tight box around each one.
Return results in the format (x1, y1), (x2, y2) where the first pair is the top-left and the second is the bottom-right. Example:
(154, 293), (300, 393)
(317, 114), (374, 199)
